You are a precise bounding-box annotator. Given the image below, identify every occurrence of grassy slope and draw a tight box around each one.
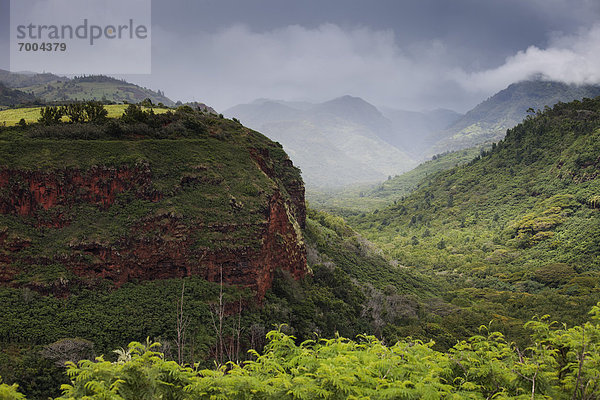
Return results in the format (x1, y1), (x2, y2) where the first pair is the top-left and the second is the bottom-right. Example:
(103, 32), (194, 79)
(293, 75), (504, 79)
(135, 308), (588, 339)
(348, 97), (600, 342)
(16, 76), (174, 106)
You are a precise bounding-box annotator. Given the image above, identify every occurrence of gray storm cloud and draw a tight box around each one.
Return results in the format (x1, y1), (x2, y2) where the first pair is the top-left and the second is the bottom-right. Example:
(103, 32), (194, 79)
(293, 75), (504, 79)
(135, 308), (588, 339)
(151, 24), (461, 111)
(2, 0), (599, 110)
(458, 24), (600, 93)
(148, 21), (600, 112)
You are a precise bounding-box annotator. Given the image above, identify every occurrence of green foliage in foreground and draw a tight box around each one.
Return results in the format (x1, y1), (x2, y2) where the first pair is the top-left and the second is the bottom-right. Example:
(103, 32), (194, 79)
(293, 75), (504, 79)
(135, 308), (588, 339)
(4, 305), (600, 399)
(0, 378), (26, 400)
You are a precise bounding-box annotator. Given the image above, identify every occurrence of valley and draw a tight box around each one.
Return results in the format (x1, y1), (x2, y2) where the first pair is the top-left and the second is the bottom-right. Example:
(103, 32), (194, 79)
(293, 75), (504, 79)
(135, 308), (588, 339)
(1, 64), (600, 400)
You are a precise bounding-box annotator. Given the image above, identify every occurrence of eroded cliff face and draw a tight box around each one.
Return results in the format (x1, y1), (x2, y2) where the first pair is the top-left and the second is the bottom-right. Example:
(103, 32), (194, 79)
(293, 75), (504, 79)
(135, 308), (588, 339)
(0, 166), (159, 226)
(0, 150), (307, 299)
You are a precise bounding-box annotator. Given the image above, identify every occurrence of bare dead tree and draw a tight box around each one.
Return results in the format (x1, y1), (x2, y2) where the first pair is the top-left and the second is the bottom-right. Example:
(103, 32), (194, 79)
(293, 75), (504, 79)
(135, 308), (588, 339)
(176, 281), (189, 365)
(210, 265), (225, 366)
(235, 296), (242, 364)
(225, 296), (243, 364)
(176, 251), (207, 365)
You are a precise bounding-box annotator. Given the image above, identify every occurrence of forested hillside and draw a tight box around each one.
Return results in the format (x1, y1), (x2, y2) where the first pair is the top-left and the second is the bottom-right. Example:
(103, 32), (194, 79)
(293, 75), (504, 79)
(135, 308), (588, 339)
(349, 96), (600, 343)
(0, 83), (38, 108)
(0, 104), (434, 399)
(0, 104), (305, 397)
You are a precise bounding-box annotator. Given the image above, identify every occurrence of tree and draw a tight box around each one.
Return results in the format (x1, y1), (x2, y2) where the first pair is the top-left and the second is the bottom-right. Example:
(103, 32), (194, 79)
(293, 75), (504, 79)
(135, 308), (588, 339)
(121, 104), (147, 123)
(38, 106), (63, 125)
(176, 282), (189, 365)
(41, 338), (94, 368)
(62, 103), (86, 123)
(84, 101), (108, 123)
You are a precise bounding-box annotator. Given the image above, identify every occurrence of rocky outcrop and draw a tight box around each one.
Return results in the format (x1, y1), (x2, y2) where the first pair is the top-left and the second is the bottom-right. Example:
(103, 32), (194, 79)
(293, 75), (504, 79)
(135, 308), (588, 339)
(0, 165), (160, 226)
(0, 157), (307, 299)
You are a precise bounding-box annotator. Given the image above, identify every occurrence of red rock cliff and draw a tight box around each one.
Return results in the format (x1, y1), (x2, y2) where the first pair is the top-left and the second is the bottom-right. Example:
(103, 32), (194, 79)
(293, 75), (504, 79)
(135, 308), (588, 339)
(0, 160), (307, 299)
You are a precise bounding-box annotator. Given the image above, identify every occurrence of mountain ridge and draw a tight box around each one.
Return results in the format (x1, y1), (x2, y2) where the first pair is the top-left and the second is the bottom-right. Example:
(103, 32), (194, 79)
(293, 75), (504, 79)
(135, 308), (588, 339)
(225, 96), (418, 188)
(431, 79), (600, 154)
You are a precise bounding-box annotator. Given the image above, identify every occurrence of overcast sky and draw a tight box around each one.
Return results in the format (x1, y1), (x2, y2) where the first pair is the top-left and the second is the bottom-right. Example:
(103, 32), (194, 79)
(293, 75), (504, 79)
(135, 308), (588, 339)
(1, 0), (600, 112)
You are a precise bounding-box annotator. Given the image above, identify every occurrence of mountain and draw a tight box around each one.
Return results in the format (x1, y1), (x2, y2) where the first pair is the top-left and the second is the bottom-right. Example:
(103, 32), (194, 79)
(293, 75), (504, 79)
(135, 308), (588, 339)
(431, 80), (600, 154)
(225, 96), (417, 188)
(226, 81), (600, 183)
(317, 95), (393, 135)
(0, 70), (174, 105)
(308, 81), (600, 212)
(349, 96), (600, 343)
(0, 107), (307, 393)
(0, 109), (306, 299)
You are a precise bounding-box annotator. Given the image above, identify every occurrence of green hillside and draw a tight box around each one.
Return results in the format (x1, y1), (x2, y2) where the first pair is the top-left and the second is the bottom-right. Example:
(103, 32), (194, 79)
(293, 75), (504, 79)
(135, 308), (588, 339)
(348, 96), (600, 342)
(19, 76), (174, 105)
(0, 105), (438, 399)
(0, 71), (174, 106)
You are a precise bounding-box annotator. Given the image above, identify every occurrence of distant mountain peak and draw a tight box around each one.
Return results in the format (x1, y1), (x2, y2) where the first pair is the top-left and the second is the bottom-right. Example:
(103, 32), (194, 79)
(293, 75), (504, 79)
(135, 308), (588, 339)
(316, 95), (386, 122)
(321, 95), (376, 108)
(224, 96), (416, 188)
(331, 94), (362, 101)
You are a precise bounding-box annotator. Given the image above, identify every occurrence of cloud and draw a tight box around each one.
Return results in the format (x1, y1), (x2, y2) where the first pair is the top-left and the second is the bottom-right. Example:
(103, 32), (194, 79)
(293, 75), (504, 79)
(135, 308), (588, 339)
(147, 23), (463, 111)
(138, 20), (600, 112)
(457, 24), (600, 93)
